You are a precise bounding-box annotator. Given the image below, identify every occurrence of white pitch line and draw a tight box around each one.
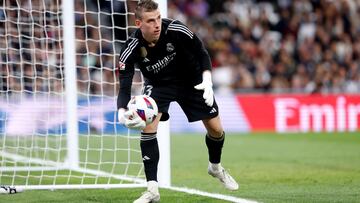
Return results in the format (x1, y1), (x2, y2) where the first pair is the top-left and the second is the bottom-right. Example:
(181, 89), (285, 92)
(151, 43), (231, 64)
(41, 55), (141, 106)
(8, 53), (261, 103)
(166, 186), (259, 203)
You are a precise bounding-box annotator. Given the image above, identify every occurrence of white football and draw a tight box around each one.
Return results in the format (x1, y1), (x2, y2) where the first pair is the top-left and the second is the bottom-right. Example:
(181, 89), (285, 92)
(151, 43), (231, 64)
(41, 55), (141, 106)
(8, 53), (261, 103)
(127, 95), (158, 125)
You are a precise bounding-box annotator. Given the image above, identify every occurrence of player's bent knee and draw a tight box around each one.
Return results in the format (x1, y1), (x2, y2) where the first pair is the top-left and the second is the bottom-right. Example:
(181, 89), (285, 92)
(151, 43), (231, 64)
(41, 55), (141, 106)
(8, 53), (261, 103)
(203, 116), (223, 131)
(143, 119), (161, 133)
(203, 117), (224, 138)
(207, 129), (224, 138)
(142, 113), (162, 133)
(143, 124), (158, 133)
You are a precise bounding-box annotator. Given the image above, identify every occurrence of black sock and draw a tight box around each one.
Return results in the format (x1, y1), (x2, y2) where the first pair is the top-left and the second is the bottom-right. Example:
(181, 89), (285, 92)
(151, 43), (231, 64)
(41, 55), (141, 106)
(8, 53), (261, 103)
(205, 132), (225, 164)
(140, 132), (159, 182)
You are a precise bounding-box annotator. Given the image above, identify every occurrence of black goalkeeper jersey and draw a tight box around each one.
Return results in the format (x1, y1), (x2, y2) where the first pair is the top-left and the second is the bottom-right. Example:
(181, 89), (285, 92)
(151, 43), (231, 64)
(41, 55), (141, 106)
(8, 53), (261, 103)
(117, 18), (212, 109)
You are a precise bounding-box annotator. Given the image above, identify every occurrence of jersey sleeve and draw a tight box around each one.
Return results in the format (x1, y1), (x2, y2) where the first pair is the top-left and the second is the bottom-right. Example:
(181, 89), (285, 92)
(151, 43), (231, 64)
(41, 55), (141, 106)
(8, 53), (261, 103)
(167, 20), (212, 72)
(116, 38), (139, 109)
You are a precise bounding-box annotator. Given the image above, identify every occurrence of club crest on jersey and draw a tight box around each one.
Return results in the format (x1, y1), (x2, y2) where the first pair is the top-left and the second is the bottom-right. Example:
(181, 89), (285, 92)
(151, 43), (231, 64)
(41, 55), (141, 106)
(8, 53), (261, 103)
(118, 61), (126, 70)
(166, 43), (174, 52)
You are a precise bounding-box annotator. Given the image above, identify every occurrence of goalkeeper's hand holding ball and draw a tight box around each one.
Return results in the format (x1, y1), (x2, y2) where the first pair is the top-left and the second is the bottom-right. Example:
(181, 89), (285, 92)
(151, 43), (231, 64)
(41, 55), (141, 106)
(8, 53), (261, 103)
(118, 108), (146, 130)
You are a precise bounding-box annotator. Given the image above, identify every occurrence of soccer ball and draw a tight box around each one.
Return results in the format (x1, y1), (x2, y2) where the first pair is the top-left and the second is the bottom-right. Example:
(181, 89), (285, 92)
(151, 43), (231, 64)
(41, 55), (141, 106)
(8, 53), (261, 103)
(127, 95), (158, 125)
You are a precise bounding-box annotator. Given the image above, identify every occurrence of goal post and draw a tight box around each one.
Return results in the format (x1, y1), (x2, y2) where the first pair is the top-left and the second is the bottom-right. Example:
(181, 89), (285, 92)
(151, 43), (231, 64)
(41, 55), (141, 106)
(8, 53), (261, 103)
(63, 0), (79, 170)
(155, 0), (171, 188)
(0, 0), (170, 190)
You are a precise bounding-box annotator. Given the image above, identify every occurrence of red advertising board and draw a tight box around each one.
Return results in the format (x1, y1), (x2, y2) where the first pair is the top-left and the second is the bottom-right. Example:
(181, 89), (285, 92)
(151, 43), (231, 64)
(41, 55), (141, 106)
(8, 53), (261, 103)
(236, 94), (360, 132)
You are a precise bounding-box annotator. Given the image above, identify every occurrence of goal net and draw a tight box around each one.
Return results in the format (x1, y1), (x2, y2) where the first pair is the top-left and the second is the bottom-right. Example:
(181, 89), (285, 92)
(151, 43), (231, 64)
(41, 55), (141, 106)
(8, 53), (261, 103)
(0, 0), (169, 190)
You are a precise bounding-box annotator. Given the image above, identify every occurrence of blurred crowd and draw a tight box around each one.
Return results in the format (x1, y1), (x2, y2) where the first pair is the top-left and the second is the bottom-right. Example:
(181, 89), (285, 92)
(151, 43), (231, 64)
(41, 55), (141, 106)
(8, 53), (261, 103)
(0, 0), (122, 97)
(169, 0), (360, 94)
(1, 0), (360, 96)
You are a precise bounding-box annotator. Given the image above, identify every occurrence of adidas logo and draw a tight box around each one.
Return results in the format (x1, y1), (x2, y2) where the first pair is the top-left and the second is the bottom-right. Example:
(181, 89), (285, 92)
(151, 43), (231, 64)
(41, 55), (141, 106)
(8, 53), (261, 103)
(210, 107), (217, 114)
(142, 156), (150, 161)
(143, 58), (150, 62)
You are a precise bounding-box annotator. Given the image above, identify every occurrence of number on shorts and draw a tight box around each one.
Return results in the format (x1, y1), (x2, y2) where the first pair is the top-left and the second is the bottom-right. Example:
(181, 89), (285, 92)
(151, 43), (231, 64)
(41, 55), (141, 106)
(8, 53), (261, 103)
(142, 85), (153, 96)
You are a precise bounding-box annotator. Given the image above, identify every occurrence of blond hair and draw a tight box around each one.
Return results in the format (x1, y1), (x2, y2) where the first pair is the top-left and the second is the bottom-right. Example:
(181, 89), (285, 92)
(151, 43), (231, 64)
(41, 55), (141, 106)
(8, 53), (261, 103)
(135, 0), (159, 20)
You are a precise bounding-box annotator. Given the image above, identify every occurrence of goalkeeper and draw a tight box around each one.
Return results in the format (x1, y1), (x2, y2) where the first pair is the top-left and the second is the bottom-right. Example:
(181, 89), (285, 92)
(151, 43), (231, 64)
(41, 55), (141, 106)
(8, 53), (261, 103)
(117, 0), (238, 202)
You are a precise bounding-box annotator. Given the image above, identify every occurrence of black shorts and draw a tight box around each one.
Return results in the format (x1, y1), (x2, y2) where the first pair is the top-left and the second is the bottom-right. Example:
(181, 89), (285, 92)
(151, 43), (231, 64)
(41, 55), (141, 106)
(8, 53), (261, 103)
(142, 83), (219, 122)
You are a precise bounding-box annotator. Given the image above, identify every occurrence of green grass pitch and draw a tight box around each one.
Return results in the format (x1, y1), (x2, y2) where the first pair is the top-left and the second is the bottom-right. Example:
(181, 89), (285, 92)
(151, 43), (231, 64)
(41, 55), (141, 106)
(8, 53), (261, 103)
(1, 132), (360, 203)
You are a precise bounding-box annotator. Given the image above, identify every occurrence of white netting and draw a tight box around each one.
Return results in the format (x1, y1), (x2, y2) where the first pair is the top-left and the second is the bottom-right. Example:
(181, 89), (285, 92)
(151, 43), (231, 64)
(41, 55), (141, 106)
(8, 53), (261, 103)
(0, 0), (146, 189)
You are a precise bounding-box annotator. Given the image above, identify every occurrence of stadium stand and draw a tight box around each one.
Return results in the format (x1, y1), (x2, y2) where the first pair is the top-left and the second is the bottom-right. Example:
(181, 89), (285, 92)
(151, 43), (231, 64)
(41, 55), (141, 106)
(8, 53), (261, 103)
(1, 0), (360, 95)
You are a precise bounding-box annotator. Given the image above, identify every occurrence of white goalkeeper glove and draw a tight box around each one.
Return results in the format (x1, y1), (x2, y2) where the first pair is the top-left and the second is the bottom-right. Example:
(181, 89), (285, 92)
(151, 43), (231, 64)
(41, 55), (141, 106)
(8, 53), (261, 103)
(117, 108), (127, 124)
(194, 70), (214, 107)
(118, 108), (146, 130)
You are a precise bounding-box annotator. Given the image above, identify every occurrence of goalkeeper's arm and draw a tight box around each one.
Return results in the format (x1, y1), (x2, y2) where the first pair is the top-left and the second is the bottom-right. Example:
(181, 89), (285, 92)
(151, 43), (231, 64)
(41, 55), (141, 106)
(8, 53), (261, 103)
(116, 64), (145, 129)
(117, 64), (134, 110)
